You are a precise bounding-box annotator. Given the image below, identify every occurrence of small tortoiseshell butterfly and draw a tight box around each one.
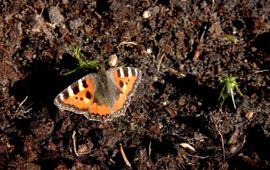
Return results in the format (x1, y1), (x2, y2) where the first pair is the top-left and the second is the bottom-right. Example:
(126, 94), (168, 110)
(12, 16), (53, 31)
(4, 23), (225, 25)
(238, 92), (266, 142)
(54, 67), (142, 121)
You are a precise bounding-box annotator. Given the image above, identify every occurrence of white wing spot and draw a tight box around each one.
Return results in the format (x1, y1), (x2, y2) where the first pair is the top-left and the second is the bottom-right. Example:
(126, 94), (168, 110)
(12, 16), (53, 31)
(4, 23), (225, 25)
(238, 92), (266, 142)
(68, 86), (74, 97)
(127, 67), (132, 77)
(119, 67), (124, 77)
(59, 93), (64, 101)
(78, 79), (84, 91)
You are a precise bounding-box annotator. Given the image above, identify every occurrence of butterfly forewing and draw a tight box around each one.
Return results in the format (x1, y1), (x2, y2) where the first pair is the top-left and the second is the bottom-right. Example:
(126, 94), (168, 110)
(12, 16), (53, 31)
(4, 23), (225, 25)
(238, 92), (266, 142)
(109, 67), (141, 113)
(54, 76), (95, 114)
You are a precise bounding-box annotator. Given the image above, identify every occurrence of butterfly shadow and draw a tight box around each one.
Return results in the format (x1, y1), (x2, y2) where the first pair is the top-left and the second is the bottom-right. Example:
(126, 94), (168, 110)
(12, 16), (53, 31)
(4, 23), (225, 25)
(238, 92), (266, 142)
(9, 60), (58, 120)
(9, 54), (93, 122)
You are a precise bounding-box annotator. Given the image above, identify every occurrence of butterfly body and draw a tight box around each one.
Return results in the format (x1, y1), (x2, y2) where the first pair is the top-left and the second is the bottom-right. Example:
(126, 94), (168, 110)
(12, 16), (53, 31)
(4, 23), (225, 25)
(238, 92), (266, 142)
(54, 67), (141, 121)
(91, 70), (121, 108)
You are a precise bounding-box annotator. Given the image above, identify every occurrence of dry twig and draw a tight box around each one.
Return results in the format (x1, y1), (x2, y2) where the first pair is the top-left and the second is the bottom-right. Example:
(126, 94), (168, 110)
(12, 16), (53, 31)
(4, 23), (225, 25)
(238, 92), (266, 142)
(180, 143), (196, 152)
(211, 115), (226, 160)
(119, 143), (132, 168)
(157, 53), (165, 71)
(72, 131), (79, 156)
(118, 41), (137, 48)
(148, 142), (152, 157)
(14, 96), (32, 119)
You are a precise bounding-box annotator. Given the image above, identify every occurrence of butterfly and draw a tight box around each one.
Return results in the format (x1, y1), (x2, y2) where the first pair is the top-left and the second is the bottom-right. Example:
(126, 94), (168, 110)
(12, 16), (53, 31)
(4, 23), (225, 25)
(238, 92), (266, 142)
(54, 67), (142, 121)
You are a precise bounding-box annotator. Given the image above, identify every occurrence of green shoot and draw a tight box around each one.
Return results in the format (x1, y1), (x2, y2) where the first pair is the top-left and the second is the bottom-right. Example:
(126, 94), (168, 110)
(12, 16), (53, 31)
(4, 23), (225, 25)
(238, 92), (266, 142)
(218, 75), (243, 109)
(224, 34), (238, 44)
(64, 44), (99, 75)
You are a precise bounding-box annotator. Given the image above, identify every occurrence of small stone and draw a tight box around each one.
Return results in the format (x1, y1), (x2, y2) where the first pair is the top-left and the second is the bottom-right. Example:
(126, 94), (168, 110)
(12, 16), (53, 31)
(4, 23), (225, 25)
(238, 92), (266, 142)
(109, 54), (118, 67)
(245, 111), (254, 120)
(146, 48), (152, 54)
(69, 18), (83, 31)
(62, 0), (69, 5)
(178, 98), (185, 106)
(143, 10), (151, 19)
(164, 107), (177, 118)
(190, 105), (197, 112)
(24, 163), (41, 170)
(49, 6), (64, 25)
(77, 141), (94, 155)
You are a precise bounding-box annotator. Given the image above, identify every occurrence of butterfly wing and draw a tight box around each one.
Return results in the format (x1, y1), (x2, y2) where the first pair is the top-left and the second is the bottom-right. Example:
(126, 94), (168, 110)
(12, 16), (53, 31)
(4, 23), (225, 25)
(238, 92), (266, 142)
(108, 67), (142, 115)
(54, 75), (96, 115)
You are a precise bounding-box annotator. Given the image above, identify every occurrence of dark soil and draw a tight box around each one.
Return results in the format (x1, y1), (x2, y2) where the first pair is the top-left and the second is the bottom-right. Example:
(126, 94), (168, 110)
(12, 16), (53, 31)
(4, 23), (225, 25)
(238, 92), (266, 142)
(1, 0), (270, 169)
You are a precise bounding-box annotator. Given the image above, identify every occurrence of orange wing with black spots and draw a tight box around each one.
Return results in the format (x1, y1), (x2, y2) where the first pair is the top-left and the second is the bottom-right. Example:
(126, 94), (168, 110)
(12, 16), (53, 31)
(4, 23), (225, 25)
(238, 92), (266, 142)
(109, 67), (141, 113)
(54, 76), (95, 115)
(54, 67), (142, 121)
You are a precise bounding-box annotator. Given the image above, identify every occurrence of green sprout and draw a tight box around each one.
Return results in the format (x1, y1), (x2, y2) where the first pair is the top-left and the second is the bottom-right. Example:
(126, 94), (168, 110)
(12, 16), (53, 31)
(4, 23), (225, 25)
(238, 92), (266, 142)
(218, 75), (243, 109)
(64, 44), (99, 75)
(224, 34), (238, 44)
